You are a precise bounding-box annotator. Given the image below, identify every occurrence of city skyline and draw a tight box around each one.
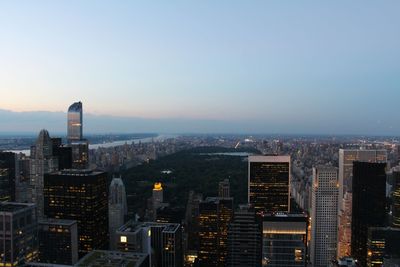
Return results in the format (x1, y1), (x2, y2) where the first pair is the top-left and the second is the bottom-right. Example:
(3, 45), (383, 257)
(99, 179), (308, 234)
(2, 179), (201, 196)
(1, 1), (400, 135)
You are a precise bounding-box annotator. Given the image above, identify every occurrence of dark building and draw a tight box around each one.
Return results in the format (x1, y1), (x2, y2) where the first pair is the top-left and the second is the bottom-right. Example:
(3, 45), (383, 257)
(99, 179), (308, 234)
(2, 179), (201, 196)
(0, 152), (16, 202)
(261, 213), (308, 267)
(38, 218), (78, 265)
(71, 140), (89, 169)
(51, 138), (72, 170)
(0, 202), (38, 266)
(248, 155), (290, 213)
(392, 168), (400, 228)
(43, 169), (108, 257)
(156, 206), (184, 224)
(227, 204), (261, 267)
(367, 227), (400, 266)
(351, 161), (387, 266)
(198, 197), (233, 267)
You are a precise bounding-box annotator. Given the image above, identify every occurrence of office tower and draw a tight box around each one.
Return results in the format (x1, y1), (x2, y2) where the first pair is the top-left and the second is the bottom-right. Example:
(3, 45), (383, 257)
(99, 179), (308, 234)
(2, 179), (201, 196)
(0, 152), (16, 202)
(153, 182), (164, 210)
(198, 197), (233, 267)
(51, 137), (72, 170)
(29, 130), (58, 218)
(67, 101), (83, 143)
(392, 167), (400, 228)
(156, 206), (184, 224)
(351, 162), (386, 266)
(248, 155), (290, 213)
(0, 202), (38, 266)
(43, 169), (108, 257)
(262, 213), (308, 267)
(71, 140), (89, 169)
(75, 250), (149, 267)
(218, 179), (230, 198)
(116, 221), (183, 267)
(227, 204), (261, 267)
(15, 154), (31, 203)
(37, 218), (78, 265)
(109, 176), (128, 250)
(185, 191), (203, 253)
(337, 149), (387, 258)
(367, 227), (400, 266)
(311, 166), (339, 267)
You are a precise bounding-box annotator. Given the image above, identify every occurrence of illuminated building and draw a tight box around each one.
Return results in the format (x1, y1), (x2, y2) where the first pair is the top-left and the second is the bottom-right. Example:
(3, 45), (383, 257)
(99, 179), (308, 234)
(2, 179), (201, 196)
(0, 202), (38, 266)
(262, 213), (308, 267)
(75, 250), (149, 267)
(153, 182), (164, 210)
(218, 179), (230, 198)
(392, 167), (400, 228)
(367, 227), (400, 266)
(337, 149), (387, 258)
(67, 101), (83, 143)
(29, 130), (58, 218)
(0, 152), (16, 202)
(311, 166), (338, 267)
(37, 219), (78, 265)
(43, 169), (108, 257)
(351, 162), (386, 267)
(71, 140), (89, 169)
(227, 204), (261, 267)
(15, 154), (31, 203)
(115, 220), (183, 267)
(198, 197), (233, 267)
(248, 155), (290, 213)
(109, 176), (128, 250)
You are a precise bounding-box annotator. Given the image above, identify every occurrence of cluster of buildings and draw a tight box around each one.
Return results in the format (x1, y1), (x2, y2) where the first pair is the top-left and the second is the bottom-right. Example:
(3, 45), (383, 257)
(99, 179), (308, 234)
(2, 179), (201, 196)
(1, 103), (400, 266)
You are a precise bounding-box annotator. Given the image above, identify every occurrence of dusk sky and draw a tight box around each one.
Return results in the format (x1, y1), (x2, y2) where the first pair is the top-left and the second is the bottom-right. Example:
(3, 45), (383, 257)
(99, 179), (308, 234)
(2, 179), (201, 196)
(1, 1), (400, 134)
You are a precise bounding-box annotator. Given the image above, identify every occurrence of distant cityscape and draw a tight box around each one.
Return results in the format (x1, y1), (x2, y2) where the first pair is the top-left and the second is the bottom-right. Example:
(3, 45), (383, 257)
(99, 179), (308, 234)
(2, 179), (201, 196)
(0, 101), (399, 267)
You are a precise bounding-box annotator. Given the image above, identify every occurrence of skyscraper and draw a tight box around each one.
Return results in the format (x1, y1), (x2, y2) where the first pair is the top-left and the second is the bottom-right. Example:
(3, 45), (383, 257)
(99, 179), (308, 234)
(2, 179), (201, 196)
(0, 202), (38, 266)
(29, 130), (58, 218)
(392, 167), (400, 228)
(227, 204), (261, 267)
(0, 152), (16, 202)
(37, 218), (79, 265)
(153, 182), (164, 210)
(248, 155), (290, 213)
(67, 101), (83, 143)
(311, 166), (338, 267)
(198, 197), (233, 267)
(43, 169), (108, 257)
(351, 161), (387, 266)
(337, 149), (387, 258)
(262, 213), (308, 267)
(109, 176), (128, 250)
(367, 227), (400, 266)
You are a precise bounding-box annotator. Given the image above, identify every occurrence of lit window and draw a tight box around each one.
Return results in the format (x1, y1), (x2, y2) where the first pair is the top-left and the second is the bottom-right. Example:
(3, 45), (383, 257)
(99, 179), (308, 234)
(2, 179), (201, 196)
(120, 236), (127, 243)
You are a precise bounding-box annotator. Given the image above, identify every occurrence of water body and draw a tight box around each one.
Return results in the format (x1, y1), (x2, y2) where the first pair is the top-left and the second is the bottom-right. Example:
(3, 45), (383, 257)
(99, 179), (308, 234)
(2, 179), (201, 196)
(8, 134), (177, 156)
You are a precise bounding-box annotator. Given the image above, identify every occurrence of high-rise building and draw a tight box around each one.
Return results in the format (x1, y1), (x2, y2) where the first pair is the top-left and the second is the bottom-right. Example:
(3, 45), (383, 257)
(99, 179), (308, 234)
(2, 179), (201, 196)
(218, 179), (230, 198)
(15, 154), (31, 203)
(262, 213), (308, 267)
(51, 138), (72, 170)
(153, 182), (164, 210)
(115, 221), (183, 267)
(71, 140), (89, 169)
(75, 250), (149, 267)
(367, 227), (400, 266)
(248, 155), (290, 213)
(67, 101), (83, 143)
(392, 167), (400, 228)
(43, 169), (108, 257)
(198, 197), (233, 267)
(0, 152), (16, 202)
(227, 204), (261, 267)
(337, 149), (387, 258)
(311, 166), (339, 267)
(29, 130), (58, 218)
(109, 176), (128, 250)
(37, 218), (78, 265)
(0, 202), (38, 266)
(351, 161), (387, 266)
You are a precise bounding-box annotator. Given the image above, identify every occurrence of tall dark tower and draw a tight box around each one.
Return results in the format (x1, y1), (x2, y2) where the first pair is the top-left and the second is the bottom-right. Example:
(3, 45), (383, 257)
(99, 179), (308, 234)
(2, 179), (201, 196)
(0, 152), (16, 202)
(351, 161), (387, 266)
(43, 169), (108, 257)
(248, 155), (290, 213)
(67, 101), (83, 144)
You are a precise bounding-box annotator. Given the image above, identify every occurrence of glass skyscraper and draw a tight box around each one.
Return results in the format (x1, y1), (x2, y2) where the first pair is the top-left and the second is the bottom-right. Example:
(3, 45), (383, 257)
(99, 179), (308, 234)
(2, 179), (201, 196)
(67, 101), (83, 143)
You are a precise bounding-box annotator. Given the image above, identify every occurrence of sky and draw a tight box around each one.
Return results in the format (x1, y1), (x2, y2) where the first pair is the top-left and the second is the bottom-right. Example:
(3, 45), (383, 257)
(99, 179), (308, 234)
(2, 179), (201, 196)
(0, 1), (400, 134)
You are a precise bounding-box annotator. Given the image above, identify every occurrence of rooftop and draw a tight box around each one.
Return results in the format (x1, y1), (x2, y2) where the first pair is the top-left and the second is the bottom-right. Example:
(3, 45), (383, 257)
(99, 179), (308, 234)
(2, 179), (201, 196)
(39, 218), (77, 227)
(0, 202), (35, 213)
(75, 250), (148, 267)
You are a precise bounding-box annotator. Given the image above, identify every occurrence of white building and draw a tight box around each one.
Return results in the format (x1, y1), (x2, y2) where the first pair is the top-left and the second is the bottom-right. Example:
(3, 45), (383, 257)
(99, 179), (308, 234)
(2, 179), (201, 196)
(311, 166), (338, 267)
(109, 176), (128, 249)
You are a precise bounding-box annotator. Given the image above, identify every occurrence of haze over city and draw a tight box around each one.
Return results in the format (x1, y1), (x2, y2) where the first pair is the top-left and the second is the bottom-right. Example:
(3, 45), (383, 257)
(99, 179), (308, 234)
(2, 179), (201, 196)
(1, 1), (400, 135)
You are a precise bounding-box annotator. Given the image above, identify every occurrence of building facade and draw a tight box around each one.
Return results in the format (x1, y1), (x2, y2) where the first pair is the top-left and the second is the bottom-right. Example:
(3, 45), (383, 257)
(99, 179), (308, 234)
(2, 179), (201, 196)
(248, 155), (290, 214)
(0, 152), (16, 202)
(67, 101), (83, 143)
(109, 176), (128, 250)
